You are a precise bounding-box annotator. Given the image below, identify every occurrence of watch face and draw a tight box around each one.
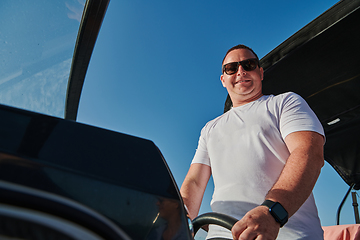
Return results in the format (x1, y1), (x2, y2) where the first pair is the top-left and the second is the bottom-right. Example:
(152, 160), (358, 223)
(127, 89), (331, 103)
(271, 203), (288, 220)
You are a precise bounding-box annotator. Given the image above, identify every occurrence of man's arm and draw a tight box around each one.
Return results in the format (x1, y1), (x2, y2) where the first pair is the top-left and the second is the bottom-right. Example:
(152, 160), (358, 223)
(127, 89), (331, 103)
(180, 163), (211, 220)
(232, 131), (325, 240)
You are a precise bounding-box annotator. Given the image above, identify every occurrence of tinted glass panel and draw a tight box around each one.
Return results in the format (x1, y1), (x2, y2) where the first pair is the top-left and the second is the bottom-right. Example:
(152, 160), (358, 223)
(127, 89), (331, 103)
(0, 0), (84, 117)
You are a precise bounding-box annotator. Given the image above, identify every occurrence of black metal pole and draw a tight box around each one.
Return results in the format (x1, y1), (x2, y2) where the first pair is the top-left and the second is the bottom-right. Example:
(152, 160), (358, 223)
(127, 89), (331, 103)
(351, 191), (360, 224)
(337, 184), (354, 225)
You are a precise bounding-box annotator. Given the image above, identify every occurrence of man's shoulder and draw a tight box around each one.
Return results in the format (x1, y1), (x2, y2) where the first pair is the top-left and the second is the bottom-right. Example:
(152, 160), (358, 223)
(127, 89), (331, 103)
(204, 111), (228, 126)
(199, 110), (233, 136)
(266, 92), (304, 105)
(271, 91), (299, 99)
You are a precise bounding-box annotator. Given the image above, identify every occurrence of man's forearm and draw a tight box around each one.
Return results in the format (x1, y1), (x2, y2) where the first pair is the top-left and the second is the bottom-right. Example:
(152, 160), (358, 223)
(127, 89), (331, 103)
(180, 163), (211, 219)
(180, 184), (203, 219)
(265, 131), (324, 217)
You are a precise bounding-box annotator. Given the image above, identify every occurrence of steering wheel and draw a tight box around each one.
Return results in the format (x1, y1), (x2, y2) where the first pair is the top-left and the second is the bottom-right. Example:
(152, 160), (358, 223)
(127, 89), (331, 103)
(192, 212), (238, 235)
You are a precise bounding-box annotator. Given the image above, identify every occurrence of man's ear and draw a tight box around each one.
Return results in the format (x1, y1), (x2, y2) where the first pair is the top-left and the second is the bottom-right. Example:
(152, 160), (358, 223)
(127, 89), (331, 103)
(260, 67), (264, 81)
(220, 75), (226, 87)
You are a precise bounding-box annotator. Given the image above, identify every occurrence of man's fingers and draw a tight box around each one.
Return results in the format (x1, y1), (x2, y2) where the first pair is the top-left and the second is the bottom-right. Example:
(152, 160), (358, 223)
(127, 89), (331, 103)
(234, 227), (258, 240)
(231, 220), (246, 239)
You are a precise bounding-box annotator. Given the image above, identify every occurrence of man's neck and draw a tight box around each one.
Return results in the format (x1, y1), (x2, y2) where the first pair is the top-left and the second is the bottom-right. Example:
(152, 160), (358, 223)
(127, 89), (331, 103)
(231, 93), (264, 108)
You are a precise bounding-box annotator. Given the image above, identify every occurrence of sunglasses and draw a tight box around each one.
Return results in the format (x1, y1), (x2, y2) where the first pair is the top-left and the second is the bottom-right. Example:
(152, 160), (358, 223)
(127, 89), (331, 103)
(222, 58), (259, 75)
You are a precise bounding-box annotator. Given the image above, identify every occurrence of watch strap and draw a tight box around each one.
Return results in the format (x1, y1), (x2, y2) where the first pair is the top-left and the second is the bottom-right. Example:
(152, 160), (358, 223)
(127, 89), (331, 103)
(261, 199), (276, 208)
(261, 200), (288, 227)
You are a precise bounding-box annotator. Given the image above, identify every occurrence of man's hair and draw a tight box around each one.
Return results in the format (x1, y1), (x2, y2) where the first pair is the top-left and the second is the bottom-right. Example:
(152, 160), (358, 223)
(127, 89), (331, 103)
(221, 44), (260, 66)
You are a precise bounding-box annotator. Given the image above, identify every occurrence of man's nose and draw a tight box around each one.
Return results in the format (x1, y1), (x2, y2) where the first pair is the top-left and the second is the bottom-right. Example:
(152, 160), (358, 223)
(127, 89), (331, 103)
(237, 65), (246, 76)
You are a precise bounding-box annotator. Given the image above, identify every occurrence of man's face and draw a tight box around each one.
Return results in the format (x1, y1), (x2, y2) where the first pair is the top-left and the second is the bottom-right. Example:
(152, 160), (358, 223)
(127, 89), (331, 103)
(220, 48), (264, 107)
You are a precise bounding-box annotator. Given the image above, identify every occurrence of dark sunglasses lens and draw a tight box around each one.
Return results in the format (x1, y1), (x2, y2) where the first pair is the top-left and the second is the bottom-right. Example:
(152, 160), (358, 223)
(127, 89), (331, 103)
(241, 59), (258, 71)
(224, 62), (238, 75)
(224, 59), (258, 75)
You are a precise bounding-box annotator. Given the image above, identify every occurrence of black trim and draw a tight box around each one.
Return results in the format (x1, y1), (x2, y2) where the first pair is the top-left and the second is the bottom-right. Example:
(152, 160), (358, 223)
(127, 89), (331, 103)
(64, 0), (110, 121)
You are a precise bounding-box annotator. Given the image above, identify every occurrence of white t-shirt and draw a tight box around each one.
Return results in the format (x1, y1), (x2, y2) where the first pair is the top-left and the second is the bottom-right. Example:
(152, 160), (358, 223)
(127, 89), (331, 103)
(191, 92), (324, 240)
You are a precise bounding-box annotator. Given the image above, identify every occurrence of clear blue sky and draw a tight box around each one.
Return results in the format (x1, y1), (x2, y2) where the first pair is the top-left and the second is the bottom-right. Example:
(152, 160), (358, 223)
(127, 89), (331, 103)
(77, 0), (357, 227)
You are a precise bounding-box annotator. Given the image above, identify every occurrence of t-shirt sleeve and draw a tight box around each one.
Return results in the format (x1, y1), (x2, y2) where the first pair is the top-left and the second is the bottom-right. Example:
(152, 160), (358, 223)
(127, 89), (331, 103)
(280, 92), (325, 140)
(191, 126), (211, 166)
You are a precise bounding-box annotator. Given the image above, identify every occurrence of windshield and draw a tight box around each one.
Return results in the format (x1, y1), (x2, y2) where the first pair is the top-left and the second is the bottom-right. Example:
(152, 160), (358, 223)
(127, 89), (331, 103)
(0, 0), (84, 118)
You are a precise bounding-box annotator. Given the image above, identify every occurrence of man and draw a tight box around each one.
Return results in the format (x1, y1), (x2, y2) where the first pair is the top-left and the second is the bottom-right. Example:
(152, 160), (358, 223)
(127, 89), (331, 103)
(180, 44), (325, 240)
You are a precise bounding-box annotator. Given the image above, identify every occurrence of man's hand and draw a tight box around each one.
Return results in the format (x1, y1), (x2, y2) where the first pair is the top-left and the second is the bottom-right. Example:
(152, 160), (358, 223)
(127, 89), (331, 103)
(231, 206), (280, 240)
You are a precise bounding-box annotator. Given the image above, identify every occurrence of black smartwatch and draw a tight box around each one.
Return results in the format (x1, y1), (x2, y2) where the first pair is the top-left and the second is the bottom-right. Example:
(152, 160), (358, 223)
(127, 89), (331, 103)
(261, 200), (288, 227)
